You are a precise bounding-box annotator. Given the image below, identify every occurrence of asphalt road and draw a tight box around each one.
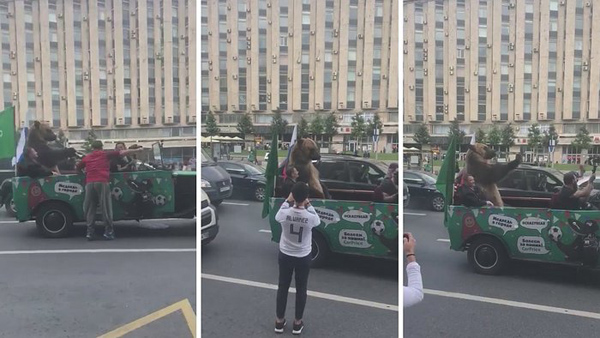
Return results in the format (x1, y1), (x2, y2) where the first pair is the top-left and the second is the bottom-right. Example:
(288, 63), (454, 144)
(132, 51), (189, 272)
(201, 200), (399, 338)
(403, 208), (600, 338)
(0, 208), (196, 338)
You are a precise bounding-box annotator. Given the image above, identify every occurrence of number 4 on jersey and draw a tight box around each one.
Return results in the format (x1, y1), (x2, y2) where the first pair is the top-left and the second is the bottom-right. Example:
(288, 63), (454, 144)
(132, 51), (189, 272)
(290, 223), (304, 243)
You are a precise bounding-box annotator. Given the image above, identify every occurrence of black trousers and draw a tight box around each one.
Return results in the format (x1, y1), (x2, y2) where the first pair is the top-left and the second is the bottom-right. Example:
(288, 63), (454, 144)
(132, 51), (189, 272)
(276, 251), (311, 320)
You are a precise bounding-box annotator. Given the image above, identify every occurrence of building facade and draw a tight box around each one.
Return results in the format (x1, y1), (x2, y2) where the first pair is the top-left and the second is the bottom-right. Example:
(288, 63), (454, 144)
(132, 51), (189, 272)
(403, 0), (600, 162)
(0, 0), (196, 164)
(201, 0), (399, 153)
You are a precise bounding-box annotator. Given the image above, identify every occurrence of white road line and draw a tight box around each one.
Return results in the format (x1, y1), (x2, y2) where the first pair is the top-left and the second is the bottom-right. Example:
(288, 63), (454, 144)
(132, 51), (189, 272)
(259, 229), (272, 233)
(0, 220), (31, 224)
(0, 248), (196, 255)
(202, 273), (398, 312)
(222, 202), (250, 206)
(404, 212), (427, 216)
(437, 239), (450, 243)
(0, 218), (193, 225)
(424, 289), (600, 320)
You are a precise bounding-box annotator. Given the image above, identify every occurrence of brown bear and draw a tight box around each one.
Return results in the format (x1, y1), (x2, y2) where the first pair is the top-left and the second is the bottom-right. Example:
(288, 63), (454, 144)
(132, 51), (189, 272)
(289, 138), (326, 199)
(465, 143), (521, 207)
(27, 121), (77, 173)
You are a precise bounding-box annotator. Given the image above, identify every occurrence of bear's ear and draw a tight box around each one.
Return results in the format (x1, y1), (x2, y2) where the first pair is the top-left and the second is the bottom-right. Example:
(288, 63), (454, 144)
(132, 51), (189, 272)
(33, 121), (41, 129)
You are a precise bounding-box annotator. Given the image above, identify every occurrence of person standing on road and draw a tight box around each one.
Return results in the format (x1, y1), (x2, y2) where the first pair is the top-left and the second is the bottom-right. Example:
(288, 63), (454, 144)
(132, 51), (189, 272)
(77, 140), (143, 241)
(404, 233), (424, 308)
(274, 182), (321, 335)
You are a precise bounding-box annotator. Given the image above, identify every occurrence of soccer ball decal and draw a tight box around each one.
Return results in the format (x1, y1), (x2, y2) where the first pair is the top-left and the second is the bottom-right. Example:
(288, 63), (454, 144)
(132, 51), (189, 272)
(111, 187), (123, 200)
(154, 195), (167, 206)
(371, 220), (385, 235)
(548, 226), (562, 242)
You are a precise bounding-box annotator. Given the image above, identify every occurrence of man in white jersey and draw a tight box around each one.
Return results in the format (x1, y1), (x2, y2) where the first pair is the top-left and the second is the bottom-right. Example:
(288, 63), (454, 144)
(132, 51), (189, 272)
(274, 182), (321, 335)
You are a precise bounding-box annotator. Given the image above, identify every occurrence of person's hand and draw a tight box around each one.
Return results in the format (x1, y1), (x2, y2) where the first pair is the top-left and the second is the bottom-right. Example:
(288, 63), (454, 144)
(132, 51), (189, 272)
(287, 192), (295, 203)
(403, 233), (416, 255)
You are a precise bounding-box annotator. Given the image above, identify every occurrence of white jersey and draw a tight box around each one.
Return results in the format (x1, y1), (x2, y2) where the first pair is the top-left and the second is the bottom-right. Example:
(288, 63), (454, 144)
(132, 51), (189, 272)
(275, 201), (321, 257)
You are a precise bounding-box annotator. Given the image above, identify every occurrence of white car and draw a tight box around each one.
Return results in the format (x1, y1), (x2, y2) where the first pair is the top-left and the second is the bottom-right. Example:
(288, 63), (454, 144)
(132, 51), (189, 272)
(200, 189), (219, 245)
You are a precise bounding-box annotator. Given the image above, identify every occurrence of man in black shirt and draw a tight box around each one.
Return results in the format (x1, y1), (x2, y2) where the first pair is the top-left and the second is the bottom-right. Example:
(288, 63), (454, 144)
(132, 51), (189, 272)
(553, 171), (595, 210)
(374, 163), (398, 203)
(459, 175), (493, 207)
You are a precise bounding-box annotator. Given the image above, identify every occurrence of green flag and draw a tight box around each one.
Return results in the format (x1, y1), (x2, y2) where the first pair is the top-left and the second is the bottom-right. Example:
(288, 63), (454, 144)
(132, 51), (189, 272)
(435, 136), (457, 223)
(0, 106), (16, 160)
(262, 132), (279, 218)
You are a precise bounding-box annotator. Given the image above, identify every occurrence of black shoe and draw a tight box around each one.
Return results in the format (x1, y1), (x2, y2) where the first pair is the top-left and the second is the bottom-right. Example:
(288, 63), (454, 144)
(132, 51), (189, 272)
(86, 234), (97, 241)
(103, 232), (115, 240)
(292, 321), (303, 335)
(274, 319), (286, 334)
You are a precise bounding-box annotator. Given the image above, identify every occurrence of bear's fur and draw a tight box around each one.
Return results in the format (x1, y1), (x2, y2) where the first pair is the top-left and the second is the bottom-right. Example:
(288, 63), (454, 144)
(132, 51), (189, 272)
(27, 121), (77, 173)
(289, 138), (326, 199)
(465, 143), (521, 207)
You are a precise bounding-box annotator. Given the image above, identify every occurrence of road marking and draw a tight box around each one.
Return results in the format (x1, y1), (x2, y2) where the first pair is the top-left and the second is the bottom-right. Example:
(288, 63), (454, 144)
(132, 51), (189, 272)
(98, 298), (196, 338)
(404, 212), (427, 216)
(437, 239), (450, 243)
(424, 288), (600, 320)
(202, 273), (397, 312)
(0, 218), (193, 225)
(222, 202), (250, 206)
(0, 220), (31, 224)
(259, 229), (272, 233)
(0, 248), (195, 255)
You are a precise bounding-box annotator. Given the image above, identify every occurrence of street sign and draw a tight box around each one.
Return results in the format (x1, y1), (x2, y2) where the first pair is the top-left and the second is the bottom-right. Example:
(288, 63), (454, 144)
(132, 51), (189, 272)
(548, 139), (556, 153)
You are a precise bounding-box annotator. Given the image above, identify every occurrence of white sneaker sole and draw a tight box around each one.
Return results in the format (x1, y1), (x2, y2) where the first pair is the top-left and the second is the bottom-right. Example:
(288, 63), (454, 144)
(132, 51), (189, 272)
(292, 326), (303, 335)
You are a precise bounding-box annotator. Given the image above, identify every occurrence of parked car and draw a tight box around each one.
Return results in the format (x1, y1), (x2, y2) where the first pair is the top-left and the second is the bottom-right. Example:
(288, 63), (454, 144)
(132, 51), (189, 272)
(403, 183), (410, 208)
(201, 148), (232, 206)
(200, 189), (219, 245)
(217, 161), (267, 201)
(496, 165), (564, 208)
(276, 155), (390, 202)
(403, 170), (444, 211)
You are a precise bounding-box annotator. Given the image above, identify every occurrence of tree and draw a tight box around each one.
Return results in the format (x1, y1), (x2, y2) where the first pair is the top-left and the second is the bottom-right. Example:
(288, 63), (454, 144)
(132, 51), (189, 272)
(270, 110), (288, 139)
(298, 116), (310, 138)
(448, 119), (466, 144)
(542, 124), (559, 148)
(350, 113), (367, 150)
(366, 112), (383, 137)
(475, 128), (487, 144)
(323, 113), (340, 148)
(236, 113), (254, 140)
(487, 126), (502, 149)
(413, 123), (431, 146)
(501, 123), (517, 154)
(527, 124), (542, 163)
(82, 129), (98, 154)
(309, 114), (324, 137)
(573, 127), (592, 152)
(205, 112), (220, 137)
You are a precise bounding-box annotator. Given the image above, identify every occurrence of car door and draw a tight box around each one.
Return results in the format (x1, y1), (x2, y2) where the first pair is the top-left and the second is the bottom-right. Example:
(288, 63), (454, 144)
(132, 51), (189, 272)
(403, 172), (427, 200)
(317, 160), (351, 200)
(522, 170), (556, 208)
(220, 162), (248, 192)
(497, 169), (527, 207)
(347, 161), (377, 201)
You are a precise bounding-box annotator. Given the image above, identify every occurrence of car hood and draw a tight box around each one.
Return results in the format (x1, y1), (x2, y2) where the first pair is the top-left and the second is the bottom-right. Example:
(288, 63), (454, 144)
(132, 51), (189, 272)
(201, 164), (230, 181)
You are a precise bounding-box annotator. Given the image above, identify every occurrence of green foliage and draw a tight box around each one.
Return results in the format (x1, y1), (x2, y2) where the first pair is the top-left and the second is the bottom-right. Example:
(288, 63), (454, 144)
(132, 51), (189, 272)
(205, 112), (220, 137)
(323, 113), (339, 138)
(542, 124), (559, 148)
(573, 127), (592, 151)
(501, 123), (517, 149)
(236, 113), (254, 140)
(270, 111), (288, 138)
(413, 123), (431, 146)
(448, 119), (466, 144)
(475, 128), (487, 144)
(350, 113), (367, 144)
(527, 124), (542, 152)
(309, 114), (324, 136)
(82, 129), (98, 154)
(366, 112), (383, 136)
(487, 126), (502, 147)
(298, 117), (310, 138)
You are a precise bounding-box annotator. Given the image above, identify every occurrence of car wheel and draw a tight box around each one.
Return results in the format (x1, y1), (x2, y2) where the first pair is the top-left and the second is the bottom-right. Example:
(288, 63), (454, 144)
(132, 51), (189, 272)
(35, 202), (74, 238)
(467, 236), (509, 275)
(310, 232), (330, 268)
(254, 185), (266, 202)
(5, 193), (16, 217)
(431, 194), (445, 212)
(212, 199), (223, 206)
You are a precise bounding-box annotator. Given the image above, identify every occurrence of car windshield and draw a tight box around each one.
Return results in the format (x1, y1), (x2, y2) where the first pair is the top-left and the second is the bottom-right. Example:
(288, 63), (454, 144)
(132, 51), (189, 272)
(420, 172), (437, 184)
(244, 163), (265, 175)
(201, 149), (214, 165)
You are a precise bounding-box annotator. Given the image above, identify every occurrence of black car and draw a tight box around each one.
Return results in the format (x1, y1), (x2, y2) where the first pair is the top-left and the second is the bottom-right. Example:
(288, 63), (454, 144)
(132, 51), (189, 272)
(403, 170), (445, 211)
(217, 161), (267, 201)
(403, 183), (410, 208)
(201, 149), (232, 206)
(276, 155), (391, 202)
(496, 165), (564, 208)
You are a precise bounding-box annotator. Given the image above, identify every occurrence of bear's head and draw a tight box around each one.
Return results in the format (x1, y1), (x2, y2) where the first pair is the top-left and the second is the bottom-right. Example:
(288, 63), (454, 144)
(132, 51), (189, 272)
(28, 120), (57, 144)
(468, 143), (496, 160)
(291, 138), (321, 164)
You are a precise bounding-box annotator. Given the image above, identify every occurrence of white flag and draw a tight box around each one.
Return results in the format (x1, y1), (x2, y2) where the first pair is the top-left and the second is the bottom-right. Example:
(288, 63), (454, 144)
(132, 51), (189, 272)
(12, 127), (27, 167)
(290, 124), (298, 148)
(470, 134), (476, 145)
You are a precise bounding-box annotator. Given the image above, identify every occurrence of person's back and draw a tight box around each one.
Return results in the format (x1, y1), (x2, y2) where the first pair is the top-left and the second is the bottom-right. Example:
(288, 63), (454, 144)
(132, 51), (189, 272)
(81, 150), (119, 183)
(275, 192), (321, 257)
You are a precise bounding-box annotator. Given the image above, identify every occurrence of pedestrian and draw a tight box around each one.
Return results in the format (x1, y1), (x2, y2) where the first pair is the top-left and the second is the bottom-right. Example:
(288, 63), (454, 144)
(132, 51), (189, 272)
(77, 140), (143, 241)
(403, 233), (424, 308)
(274, 182), (321, 335)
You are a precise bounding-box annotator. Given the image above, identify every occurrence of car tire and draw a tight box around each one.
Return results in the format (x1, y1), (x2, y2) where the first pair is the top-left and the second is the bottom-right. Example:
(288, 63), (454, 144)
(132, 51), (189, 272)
(431, 194), (445, 212)
(467, 236), (509, 275)
(5, 193), (16, 218)
(254, 185), (266, 202)
(212, 199), (223, 206)
(310, 231), (330, 268)
(35, 202), (74, 238)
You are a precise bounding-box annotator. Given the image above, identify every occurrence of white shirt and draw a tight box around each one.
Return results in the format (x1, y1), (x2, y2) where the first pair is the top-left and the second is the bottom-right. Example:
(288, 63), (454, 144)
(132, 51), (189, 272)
(403, 262), (424, 308)
(275, 201), (321, 257)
